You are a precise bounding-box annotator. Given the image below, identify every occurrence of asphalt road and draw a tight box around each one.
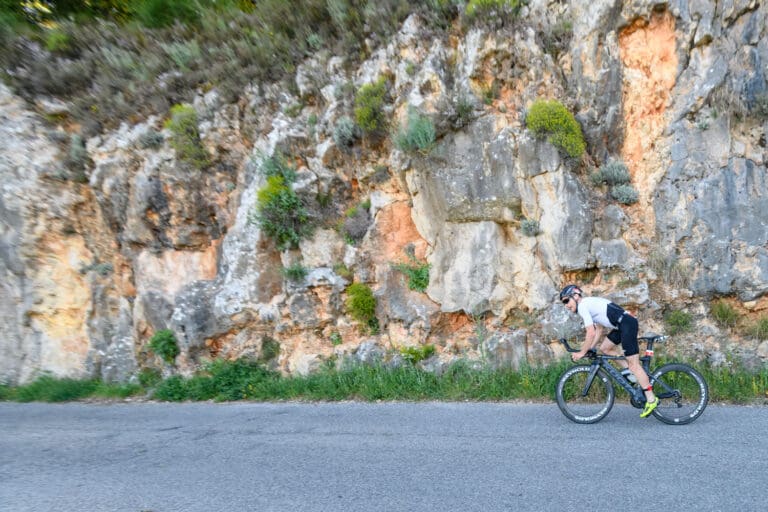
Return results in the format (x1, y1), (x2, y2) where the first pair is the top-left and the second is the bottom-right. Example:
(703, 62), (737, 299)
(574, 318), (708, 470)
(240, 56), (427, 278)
(1, 401), (767, 512)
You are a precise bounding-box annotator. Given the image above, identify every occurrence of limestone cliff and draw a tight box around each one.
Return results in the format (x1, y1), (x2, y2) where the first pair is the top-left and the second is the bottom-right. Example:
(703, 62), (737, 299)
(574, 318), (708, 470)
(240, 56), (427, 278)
(2, 0), (768, 384)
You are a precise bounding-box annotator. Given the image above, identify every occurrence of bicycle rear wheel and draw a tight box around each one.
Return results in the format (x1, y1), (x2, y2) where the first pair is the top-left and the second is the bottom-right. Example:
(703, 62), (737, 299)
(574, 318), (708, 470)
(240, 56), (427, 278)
(556, 365), (615, 424)
(651, 363), (709, 425)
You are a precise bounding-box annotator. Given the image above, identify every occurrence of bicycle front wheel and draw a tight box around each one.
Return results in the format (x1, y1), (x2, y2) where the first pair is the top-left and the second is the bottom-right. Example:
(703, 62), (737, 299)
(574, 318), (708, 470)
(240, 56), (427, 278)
(556, 365), (615, 424)
(651, 363), (709, 425)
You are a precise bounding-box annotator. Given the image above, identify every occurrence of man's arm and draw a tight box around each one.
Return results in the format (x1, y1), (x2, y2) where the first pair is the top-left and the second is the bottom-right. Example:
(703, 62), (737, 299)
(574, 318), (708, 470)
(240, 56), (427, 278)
(572, 324), (604, 360)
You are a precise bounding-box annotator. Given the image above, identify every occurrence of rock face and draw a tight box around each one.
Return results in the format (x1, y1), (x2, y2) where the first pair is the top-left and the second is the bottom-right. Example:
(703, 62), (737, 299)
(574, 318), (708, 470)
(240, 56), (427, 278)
(2, 1), (768, 384)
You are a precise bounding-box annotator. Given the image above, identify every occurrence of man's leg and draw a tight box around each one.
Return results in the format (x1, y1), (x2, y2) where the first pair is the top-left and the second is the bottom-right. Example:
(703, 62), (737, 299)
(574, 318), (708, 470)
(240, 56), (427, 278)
(599, 338), (629, 371)
(625, 354), (654, 399)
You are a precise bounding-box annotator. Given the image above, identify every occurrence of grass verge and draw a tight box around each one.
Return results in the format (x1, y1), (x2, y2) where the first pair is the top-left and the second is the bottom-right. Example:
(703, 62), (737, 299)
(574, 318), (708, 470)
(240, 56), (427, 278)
(1, 358), (766, 403)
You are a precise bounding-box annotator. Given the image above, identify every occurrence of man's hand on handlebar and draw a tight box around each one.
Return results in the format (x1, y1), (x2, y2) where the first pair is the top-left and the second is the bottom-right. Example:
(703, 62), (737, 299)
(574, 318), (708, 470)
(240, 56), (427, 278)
(571, 350), (588, 362)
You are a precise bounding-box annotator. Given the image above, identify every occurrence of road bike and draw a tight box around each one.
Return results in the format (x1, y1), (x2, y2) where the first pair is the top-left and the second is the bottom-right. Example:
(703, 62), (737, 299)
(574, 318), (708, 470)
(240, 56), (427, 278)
(555, 334), (708, 424)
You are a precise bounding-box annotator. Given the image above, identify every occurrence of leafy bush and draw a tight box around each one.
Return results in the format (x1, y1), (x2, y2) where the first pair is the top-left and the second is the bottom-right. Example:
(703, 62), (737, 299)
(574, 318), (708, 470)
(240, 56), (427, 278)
(282, 263), (309, 282)
(333, 263), (354, 280)
(342, 202), (371, 244)
(152, 375), (188, 401)
(747, 316), (768, 341)
(392, 256), (430, 292)
(65, 134), (91, 182)
(711, 300), (738, 329)
(260, 152), (297, 182)
(591, 159), (631, 186)
(751, 93), (768, 121)
(259, 336), (281, 363)
(611, 184), (639, 205)
(333, 116), (360, 150)
(526, 99), (586, 158)
(138, 129), (164, 149)
(520, 218), (540, 237)
(133, 0), (201, 28)
(452, 94), (475, 128)
(394, 108), (436, 154)
(345, 283), (378, 331)
(164, 104), (209, 169)
(45, 29), (72, 53)
(647, 250), (690, 288)
(149, 329), (180, 364)
(541, 18), (573, 58)
(400, 344), (436, 364)
(664, 310), (693, 336)
(330, 332), (343, 346)
(354, 77), (388, 135)
(465, 0), (522, 17)
(138, 368), (163, 388)
(253, 175), (313, 250)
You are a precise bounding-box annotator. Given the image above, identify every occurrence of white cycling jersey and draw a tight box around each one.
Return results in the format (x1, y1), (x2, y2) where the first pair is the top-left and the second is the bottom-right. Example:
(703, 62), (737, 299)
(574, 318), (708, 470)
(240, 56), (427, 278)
(576, 297), (615, 329)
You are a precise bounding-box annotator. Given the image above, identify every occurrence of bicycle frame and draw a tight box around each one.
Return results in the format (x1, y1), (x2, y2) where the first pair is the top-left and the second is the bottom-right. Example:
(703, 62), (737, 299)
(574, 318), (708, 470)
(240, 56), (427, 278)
(579, 354), (645, 403)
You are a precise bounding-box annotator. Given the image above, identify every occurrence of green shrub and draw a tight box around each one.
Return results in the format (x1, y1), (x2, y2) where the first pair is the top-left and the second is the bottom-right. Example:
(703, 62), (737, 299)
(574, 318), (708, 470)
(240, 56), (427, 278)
(520, 218), (540, 237)
(252, 175), (313, 250)
(330, 332), (343, 346)
(345, 283), (378, 331)
(392, 256), (430, 292)
(45, 29), (72, 53)
(161, 39), (202, 71)
(164, 104), (209, 169)
(453, 94), (475, 128)
(333, 116), (360, 150)
(481, 80), (500, 105)
(65, 134), (91, 182)
(149, 329), (180, 364)
(647, 250), (690, 288)
(138, 367), (163, 388)
(261, 152), (297, 182)
(259, 336), (281, 363)
(138, 129), (164, 149)
(152, 375), (188, 401)
(341, 201), (371, 244)
(282, 262), (309, 282)
(591, 159), (631, 186)
(711, 300), (738, 329)
(750, 92), (768, 121)
(133, 0), (201, 28)
(354, 77), (388, 135)
(747, 316), (768, 340)
(465, 0), (522, 17)
(333, 263), (354, 280)
(400, 344), (436, 364)
(611, 184), (639, 205)
(542, 18), (573, 58)
(394, 108), (436, 154)
(664, 310), (693, 336)
(526, 99), (586, 158)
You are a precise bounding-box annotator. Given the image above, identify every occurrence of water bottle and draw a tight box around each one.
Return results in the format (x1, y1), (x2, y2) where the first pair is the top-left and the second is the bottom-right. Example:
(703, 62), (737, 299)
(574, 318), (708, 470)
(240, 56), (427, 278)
(621, 368), (638, 384)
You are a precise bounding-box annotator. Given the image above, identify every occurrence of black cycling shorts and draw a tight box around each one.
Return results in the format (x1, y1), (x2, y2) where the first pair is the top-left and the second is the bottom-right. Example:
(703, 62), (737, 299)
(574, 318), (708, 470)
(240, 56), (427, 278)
(605, 303), (639, 356)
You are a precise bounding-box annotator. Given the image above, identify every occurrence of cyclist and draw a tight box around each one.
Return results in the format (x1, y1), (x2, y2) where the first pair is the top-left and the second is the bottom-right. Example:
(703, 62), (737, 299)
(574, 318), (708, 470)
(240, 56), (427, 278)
(559, 284), (659, 418)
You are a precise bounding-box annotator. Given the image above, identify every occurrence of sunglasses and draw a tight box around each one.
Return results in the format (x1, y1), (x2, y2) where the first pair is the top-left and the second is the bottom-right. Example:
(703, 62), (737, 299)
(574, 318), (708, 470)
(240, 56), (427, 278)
(561, 297), (571, 305)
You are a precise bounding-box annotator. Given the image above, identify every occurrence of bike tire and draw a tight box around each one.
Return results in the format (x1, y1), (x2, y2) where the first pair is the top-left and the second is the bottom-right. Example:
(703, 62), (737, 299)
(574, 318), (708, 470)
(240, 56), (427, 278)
(650, 363), (709, 425)
(556, 365), (615, 424)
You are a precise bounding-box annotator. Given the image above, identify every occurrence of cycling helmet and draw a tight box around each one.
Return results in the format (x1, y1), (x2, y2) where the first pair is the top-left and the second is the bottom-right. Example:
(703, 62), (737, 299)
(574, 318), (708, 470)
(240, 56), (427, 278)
(559, 284), (582, 301)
